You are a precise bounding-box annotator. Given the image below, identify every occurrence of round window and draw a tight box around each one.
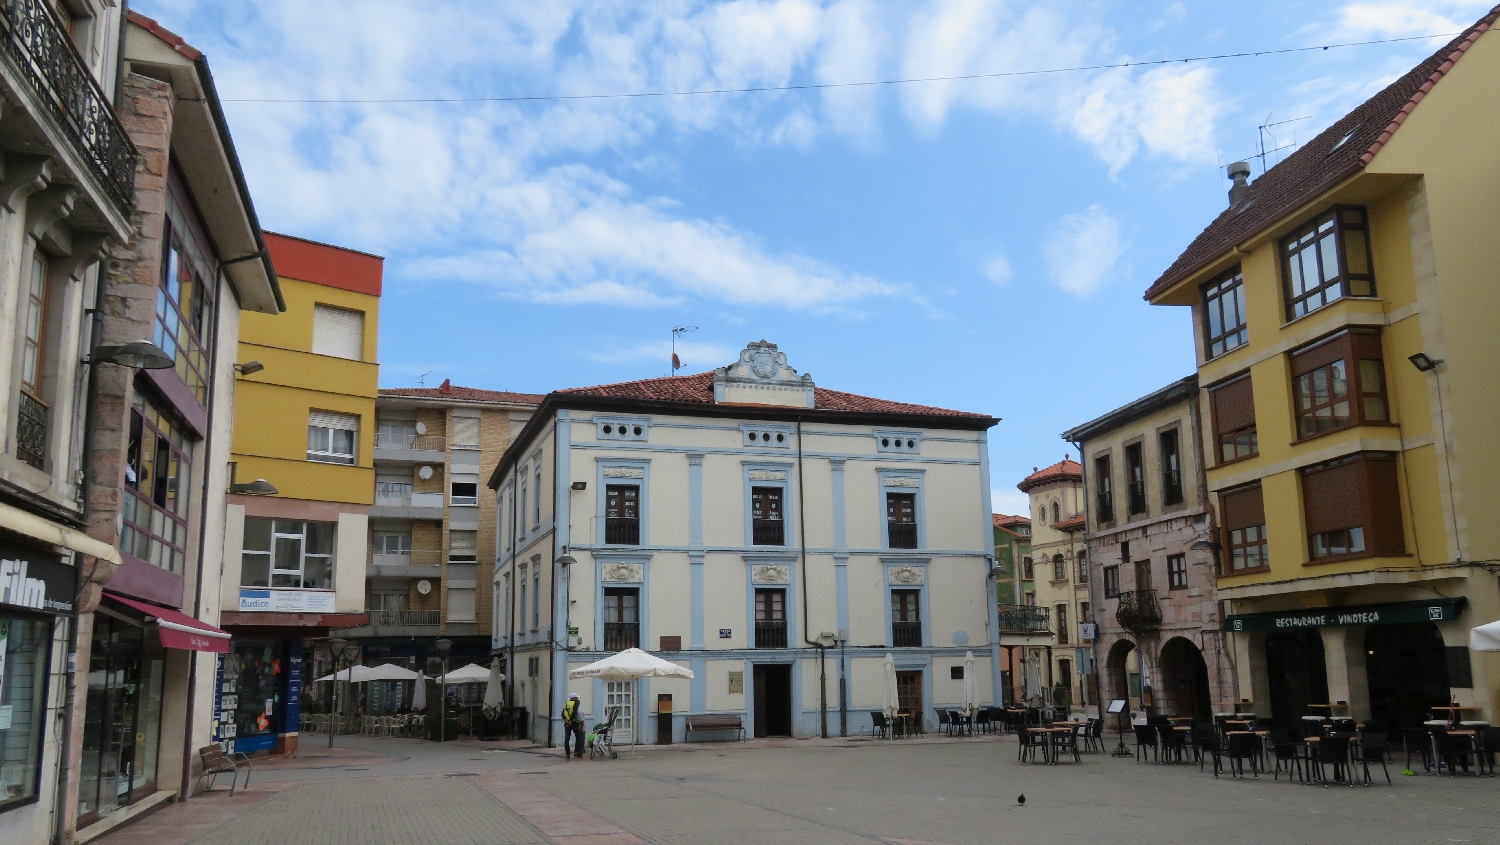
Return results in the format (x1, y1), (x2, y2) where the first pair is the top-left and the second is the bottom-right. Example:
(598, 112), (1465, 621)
(633, 426), (643, 436)
(602, 424), (613, 434)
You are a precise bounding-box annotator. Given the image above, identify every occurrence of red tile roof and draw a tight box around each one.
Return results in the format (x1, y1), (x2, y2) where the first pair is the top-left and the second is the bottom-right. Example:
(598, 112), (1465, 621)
(558, 370), (993, 420)
(127, 10), (203, 60)
(381, 385), (545, 405)
(992, 513), (1031, 528)
(1144, 6), (1499, 300)
(1055, 513), (1087, 532)
(1017, 459), (1083, 492)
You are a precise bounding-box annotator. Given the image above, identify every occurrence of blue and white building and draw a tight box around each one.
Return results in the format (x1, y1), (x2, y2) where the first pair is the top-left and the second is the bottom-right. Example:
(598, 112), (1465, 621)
(488, 341), (1001, 744)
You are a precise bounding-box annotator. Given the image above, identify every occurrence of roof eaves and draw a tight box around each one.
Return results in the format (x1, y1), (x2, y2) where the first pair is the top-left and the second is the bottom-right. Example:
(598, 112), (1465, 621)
(1061, 376), (1199, 444)
(1359, 18), (1494, 166)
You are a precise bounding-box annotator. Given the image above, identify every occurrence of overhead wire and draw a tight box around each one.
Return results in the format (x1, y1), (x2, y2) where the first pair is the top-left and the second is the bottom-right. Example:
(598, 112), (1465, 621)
(221, 32), (1458, 104)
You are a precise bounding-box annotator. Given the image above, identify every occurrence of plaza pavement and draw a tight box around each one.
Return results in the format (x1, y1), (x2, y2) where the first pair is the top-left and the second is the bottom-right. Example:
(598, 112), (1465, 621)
(91, 732), (1498, 845)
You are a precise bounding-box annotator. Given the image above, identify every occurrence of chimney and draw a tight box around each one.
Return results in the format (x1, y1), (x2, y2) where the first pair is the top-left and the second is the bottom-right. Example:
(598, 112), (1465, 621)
(439, 378), (452, 395)
(1227, 161), (1252, 206)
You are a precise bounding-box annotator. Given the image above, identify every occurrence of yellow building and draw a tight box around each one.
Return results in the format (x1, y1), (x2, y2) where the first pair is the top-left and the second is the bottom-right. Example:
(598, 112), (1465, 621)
(217, 232), (383, 754)
(1145, 10), (1500, 732)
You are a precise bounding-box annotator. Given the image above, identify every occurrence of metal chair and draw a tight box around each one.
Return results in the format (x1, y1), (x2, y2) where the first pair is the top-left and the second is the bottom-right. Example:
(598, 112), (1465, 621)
(1132, 724), (1158, 763)
(1017, 725), (1048, 763)
(937, 710), (953, 736)
(1354, 733), (1391, 785)
(1309, 735), (1354, 786)
(1225, 733), (1260, 779)
(1269, 730), (1306, 783)
(1159, 726), (1188, 763)
(870, 711), (889, 739)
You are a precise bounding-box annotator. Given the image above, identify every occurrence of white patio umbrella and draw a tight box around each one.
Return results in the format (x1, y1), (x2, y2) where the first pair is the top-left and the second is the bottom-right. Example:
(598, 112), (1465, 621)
(568, 648), (694, 755)
(313, 663), (419, 683)
(1471, 620), (1500, 651)
(482, 660), (505, 718)
(439, 663), (494, 683)
(882, 653), (900, 722)
(962, 651), (980, 721)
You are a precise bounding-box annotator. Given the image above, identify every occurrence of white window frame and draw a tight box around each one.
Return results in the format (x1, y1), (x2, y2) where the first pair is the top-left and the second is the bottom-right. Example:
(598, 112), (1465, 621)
(311, 303), (365, 360)
(308, 410), (358, 464)
(241, 517), (336, 590)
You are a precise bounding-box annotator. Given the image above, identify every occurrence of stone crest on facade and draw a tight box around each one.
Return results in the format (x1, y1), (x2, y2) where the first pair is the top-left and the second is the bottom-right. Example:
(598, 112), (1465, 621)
(713, 340), (815, 408)
(602, 467), (645, 478)
(751, 564), (790, 584)
(882, 477), (921, 488)
(748, 469), (787, 481)
(603, 563), (644, 583)
(888, 566), (924, 585)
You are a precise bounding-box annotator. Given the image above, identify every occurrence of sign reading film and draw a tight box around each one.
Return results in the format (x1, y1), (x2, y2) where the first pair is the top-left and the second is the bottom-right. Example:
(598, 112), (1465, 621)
(0, 538), (76, 616)
(1223, 597), (1465, 632)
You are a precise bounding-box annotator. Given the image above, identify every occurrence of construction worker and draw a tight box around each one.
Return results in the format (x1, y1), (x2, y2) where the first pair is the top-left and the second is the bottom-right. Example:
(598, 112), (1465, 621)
(562, 693), (585, 758)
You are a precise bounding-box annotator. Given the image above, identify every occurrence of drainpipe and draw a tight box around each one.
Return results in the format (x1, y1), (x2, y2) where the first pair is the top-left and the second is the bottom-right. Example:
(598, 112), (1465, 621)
(794, 418), (827, 738)
(545, 414), (558, 748)
(506, 459), (518, 728)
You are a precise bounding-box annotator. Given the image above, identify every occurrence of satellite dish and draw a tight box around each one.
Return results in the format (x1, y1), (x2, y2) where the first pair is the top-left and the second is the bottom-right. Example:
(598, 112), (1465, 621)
(418, 465), (434, 480)
(417, 579), (432, 595)
(414, 421), (427, 435)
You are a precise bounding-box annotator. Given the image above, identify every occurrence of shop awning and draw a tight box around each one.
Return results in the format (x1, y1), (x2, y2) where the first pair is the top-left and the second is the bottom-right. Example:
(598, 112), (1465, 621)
(107, 594), (231, 653)
(0, 500), (120, 565)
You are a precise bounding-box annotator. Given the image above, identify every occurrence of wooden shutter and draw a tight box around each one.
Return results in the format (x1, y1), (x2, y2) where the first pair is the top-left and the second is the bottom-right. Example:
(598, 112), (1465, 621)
(1302, 459), (1361, 534)
(1219, 484), (1265, 531)
(446, 587), (477, 621)
(312, 304), (364, 360)
(1211, 375), (1255, 434)
(309, 409), (358, 431)
(449, 530), (478, 553)
(1363, 452), (1406, 555)
(451, 416), (481, 448)
(1290, 332), (1351, 377)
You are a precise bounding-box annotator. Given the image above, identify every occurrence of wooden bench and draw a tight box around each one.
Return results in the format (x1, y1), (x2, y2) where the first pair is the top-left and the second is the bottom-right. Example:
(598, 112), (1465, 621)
(684, 714), (745, 742)
(198, 744), (251, 796)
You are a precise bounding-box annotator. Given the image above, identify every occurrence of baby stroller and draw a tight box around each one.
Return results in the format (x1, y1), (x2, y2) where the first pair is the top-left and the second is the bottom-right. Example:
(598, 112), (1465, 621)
(588, 707), (620, 760)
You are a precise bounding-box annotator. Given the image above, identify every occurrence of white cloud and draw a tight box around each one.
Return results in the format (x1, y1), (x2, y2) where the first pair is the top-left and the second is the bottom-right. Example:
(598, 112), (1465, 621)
(1044, 206), (1124, 297)
(1335, 2), (1479, 36)
(984, 255), (1013, 286)
(581, 339), (736, 369)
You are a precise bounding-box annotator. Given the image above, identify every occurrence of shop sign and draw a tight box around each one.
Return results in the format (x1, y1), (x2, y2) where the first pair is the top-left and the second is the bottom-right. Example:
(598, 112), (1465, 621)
(1223, 597), (1466, 632)
(238, 588), (336, 613)
(0, 538), (75, 616)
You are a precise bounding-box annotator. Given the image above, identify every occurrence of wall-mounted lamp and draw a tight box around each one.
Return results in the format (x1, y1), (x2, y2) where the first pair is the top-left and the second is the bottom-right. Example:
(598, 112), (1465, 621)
(235, 360), (265, 376)
(1190, 540), (1222, 552)
(1408, 352), (1444, 372)
(570, 481), (587, 491)
(227, 461), (278, 496)
(555, 554), (577, 567)
(85, 340), (174, 369)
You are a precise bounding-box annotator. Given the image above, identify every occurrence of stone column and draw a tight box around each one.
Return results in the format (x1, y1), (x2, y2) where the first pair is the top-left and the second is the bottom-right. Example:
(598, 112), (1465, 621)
(1319, 626), (1372, 721)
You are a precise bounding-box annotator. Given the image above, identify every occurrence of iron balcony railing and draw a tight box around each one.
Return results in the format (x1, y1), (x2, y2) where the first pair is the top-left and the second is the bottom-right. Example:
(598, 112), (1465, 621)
(604, 622), (639, 651)
(752, 518), (784, 545)
(995, 603), (1051, 634)
(1162, 470), (1184, 506)
(887, 522), (918, 549)
(892, 620), (922, 647)
(366, 609), (440, 627)
(1128, 481), (1147, 516)
(604, 517), (639, 545)
(374, 431), (447, 451)
(754, 620), (787, 649)
(1116, 589), (1163, 632)
(15, 391), (47, 469)
(1, 0), (135, 214)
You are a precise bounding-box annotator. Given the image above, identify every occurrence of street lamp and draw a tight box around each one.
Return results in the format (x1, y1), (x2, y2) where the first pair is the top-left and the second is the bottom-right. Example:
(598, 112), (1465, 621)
(227, 461), (278, 496)
(435, 637), (453, 743)
(84, 339), (174, 369)
(1409, 351), (1462, 560)
(323, 636), (358, 748)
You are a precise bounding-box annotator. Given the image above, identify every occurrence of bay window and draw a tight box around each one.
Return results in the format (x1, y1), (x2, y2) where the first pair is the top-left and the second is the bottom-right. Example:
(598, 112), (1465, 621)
(1282, 205), (1376, 320)
(123, 392), (193, 573)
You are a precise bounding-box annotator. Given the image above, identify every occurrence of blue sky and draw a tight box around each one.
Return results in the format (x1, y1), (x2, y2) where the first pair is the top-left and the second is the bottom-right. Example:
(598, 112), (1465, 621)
(137, 0), (1485, 515)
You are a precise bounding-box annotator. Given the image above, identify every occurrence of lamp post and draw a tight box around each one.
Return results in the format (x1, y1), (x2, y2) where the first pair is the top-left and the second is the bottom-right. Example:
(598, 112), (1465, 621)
(1409, 352), (1463, 561)
(435, 637), (452, 743)
(324, 636), (358, 748)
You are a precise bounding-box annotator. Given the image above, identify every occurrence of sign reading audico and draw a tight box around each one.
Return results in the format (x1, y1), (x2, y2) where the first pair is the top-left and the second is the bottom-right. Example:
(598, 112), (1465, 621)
(0, 539), (76, 616)
(238, 588), (336, 613)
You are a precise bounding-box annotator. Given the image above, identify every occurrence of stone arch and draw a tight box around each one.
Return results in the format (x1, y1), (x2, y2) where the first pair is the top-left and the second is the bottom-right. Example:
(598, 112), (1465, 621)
(1365, 622), (1448, 735)
(1158, 636), (1212, 719)
(1105, 639), (1137, 706)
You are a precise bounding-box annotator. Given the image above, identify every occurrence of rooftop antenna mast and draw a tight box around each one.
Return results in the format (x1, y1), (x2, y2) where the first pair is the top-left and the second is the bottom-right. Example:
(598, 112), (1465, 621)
(1257, 113), (1311, 174)
(415, 370), (434, 388)
(670, 325), (697, 375)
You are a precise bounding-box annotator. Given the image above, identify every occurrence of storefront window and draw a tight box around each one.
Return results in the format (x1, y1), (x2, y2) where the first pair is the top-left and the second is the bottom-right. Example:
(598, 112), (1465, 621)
(222, 640), (296, 754)
(0, 615), (51, 809)
(77, 614), (164, 824)
(123, 391), (194, 573)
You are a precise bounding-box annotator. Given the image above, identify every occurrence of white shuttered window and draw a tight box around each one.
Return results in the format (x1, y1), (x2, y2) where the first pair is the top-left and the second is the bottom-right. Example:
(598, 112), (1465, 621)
(451, 416), (480, 448)
(447, 587), (477, 621)
(312, 304), (365, 360)
(308, 410), (359, 464)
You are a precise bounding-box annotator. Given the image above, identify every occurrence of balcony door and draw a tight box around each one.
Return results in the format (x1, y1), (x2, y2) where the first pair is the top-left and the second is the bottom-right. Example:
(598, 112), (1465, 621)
(603, 587), (639, 651)
(605, 485), (640, 545)
(754, 588), (787, 648)
(750, 486), (784, 545)
(886, 493), (917, 548)
(891, 589), (921, 647)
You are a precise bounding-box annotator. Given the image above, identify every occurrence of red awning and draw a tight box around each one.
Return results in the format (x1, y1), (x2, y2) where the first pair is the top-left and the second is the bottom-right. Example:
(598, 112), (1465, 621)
(106, 594), (232, 653)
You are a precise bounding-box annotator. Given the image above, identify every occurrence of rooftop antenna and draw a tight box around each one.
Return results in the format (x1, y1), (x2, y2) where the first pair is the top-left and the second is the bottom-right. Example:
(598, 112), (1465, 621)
(1257, 113), (1311, 174)
(415, 370), (434, 388)
(670, 325), (697, 374)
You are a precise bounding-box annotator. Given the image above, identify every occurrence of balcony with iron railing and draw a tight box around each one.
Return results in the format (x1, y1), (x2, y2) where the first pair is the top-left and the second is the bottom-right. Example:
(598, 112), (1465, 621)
(887, 522), (918, 549)
(752, 518), (784, 546)
(754, 620), (787, 649)
(373, 431), (446, 457)
(366, 609), (441, 627)
(995, 603), (1051, 634)
(604, 622), (639, 651)
(604, 517), (639, 545)
(892, 620), (922, 647)
(1127, 481), (1147, 516)
(0, 0), (135, 215)
(1115, 589), (1163, 632)
(15, 391), (47, 469)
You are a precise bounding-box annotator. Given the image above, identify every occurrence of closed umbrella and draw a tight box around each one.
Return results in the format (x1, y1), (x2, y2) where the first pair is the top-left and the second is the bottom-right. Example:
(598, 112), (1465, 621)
(569, 648), (694, 755)
(483, 660), (504, 718)
(882, 653), (900, 723)
(412, 672), (428, 711)
(962, 651), (980, 725)
(1472, 620), (1500, 651)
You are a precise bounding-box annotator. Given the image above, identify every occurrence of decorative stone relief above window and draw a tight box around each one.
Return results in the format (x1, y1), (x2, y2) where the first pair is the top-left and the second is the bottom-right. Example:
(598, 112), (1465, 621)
(888, 566), (924, 585)
(875, 430), (922, 454)
(748, 469), (788, 481)
(602, 467), (645, 479)
(603, 563), (644, 582)
(751, 564), (790, 584)
(882, 477), (921, 488)
(597, 417), (649, 441)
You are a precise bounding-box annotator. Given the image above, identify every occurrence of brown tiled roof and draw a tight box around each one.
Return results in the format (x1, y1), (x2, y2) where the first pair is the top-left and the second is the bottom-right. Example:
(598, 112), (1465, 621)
(992, 513), (1031, 528)
(380, 385), (545, 405)
(558, 370), (992, 420)
(1144, 7), (1499, 300)
(1017, 459), (1083, 492)
(1055, 513), (1087, 532)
